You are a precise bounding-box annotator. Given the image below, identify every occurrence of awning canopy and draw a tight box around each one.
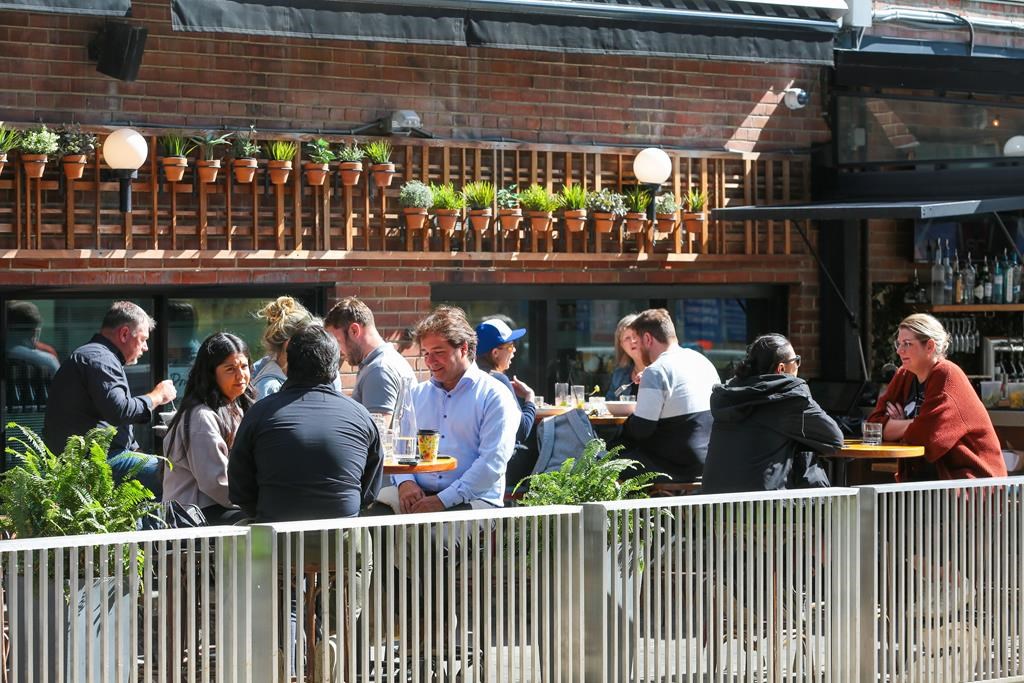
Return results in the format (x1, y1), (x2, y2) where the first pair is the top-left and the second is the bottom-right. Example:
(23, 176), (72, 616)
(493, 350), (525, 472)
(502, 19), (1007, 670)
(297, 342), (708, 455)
(712, 196), (1024, 221)
(170, 0), (845, 64)
(0, 0), (127, 15)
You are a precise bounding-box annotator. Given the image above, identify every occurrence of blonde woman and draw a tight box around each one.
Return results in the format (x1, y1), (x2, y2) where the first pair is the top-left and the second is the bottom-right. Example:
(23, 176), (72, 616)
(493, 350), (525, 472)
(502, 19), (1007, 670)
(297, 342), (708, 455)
(605, 313), (646, 400)
(251, 296), (314, 399)
(868, 313), (1005, 480)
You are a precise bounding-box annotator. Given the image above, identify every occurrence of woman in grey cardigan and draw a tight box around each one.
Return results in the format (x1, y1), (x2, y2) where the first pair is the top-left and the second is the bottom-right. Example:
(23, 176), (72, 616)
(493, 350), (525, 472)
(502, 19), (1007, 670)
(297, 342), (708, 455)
(163, 332), (255, 525)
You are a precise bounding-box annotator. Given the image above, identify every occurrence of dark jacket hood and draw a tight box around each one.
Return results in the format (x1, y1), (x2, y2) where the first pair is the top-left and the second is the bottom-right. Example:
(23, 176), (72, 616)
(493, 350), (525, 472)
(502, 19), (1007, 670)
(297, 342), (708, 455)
(710, 374), (810, 424)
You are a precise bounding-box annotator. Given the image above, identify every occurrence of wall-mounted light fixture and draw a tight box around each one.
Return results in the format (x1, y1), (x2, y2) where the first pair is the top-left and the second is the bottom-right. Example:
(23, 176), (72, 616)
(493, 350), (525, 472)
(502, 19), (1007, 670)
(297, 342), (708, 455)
(102, 128), (148, 213)
(633, 147), (672, 222)
(1004, 135), (1024, 157)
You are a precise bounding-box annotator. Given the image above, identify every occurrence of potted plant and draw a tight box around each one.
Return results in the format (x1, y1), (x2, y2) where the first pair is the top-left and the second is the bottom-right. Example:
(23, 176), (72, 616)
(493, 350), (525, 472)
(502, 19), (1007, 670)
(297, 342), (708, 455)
(398, 179), (432, 230)
(364, 139), (395, 188)
(265, 139), (298, 185)
(462, 180), (494, 232)
(160, 134), (194, 183)
(559, 184), (588, 232)
(518, 184), (560, 232)
(683, 187), (708, 234)
(190, 130), (231, 183)
(231, 125), (260, 184)
(586, 188), (626, 233)
(496, 185), (522, 232)
(654, 193), (680, 233)
(430, 182), (465, 233)
(0, 123), (21, 177)
(0, 423), (159, 682)
(337, 142), (365, 187)
(623, 187), (651, 233)
(57, 124), (97, 181)
(19, 124), (59, 178)
(304, 138), (335, 186)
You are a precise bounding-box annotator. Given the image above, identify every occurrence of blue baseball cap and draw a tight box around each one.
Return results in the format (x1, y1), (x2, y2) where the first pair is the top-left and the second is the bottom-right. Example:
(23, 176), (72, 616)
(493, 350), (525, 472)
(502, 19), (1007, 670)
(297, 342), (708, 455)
(476, 319), (527, 355)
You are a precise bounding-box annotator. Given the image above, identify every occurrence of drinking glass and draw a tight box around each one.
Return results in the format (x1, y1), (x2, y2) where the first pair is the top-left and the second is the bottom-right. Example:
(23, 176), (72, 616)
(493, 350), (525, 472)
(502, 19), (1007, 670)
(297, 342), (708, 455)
(571, 385), (586, 409)
(862, 421), (883, 446)
(380, 429), (395, 459)
(554, 383), (570, 407)
(589, 397), (607, 416)
(534, 395), (545, 408)
(621, 392), (636, 403)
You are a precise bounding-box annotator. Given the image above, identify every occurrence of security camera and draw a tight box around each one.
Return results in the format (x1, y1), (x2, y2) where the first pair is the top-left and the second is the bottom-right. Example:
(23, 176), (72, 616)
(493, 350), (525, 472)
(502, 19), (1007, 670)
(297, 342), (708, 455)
(783, 87), (809, 110)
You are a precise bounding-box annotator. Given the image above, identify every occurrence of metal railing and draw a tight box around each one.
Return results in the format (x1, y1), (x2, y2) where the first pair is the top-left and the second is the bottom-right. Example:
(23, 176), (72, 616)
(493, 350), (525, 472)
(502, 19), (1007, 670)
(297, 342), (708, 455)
(2, 478), (1024, 682)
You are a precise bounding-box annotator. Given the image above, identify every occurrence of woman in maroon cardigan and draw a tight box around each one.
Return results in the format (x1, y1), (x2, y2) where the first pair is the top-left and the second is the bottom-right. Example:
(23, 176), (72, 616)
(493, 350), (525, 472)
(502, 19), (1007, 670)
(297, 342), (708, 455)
(869, 313), (1005, 480)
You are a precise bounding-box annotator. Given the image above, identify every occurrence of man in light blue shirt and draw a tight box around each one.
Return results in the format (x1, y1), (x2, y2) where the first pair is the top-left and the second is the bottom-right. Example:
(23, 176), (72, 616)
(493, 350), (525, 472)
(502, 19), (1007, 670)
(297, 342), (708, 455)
(394, 306), (519, 513)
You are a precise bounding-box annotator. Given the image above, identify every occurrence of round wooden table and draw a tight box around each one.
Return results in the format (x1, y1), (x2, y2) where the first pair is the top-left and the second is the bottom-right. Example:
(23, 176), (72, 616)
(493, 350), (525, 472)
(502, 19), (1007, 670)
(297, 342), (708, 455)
(827, 440), (926, 485)
(383, 455), (457, 475)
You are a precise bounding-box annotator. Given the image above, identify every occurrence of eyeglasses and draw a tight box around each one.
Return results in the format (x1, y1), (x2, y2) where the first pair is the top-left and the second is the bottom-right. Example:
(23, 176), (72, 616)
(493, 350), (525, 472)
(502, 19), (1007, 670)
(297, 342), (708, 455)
(893, 340), (920, 352)
(782, 355), (801, 368)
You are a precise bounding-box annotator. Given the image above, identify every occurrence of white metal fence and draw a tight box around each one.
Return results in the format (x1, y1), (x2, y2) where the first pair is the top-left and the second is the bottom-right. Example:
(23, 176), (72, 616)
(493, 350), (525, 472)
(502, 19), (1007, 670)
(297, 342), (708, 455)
(2, 478), (1023, 683)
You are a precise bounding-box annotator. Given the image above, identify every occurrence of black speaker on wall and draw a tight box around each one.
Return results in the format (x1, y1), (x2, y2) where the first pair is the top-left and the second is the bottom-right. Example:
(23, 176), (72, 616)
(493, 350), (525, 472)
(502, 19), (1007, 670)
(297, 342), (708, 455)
(88, 21), (148, 82)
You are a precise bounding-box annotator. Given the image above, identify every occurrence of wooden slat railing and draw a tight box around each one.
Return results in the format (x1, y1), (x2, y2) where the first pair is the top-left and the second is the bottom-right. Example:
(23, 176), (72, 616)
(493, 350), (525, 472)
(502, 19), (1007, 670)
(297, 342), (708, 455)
(0, 128), (812, 256)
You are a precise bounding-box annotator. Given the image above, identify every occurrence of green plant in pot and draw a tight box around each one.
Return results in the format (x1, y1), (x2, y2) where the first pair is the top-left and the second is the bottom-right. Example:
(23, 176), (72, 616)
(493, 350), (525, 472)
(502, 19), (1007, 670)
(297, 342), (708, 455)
(56, 124), (97, 181)
(265, 139), (298, 185)
(683, 187), (708, 234)
(623, 186), (651, 233)
(160, 133), (195, 183)
(231, 124), (260, 184)
(19, 124), (59, 179)
(462, 180), (495, 232)
(496, 184), (522, 232)
(190, 130), (232, 183)
(518, 183), (560, 233)
(0, 124), (21, 177)
(0, 423), (159, 681)
(337, 142), (365, 187)
(654, 193), (681, 233)
(364, 139), (395, 188)
(398, 179), (433, 231)
(430, 182), (465, 233)
(587, 188), (626, 233)
(559, 184), (589, 232)
(304, 138), (335, 186)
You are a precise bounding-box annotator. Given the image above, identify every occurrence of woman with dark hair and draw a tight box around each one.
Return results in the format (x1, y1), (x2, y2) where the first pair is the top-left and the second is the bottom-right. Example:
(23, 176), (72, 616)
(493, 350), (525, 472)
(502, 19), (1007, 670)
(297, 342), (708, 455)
(163, 332), (254, 525)
(702, 333), (843, 494)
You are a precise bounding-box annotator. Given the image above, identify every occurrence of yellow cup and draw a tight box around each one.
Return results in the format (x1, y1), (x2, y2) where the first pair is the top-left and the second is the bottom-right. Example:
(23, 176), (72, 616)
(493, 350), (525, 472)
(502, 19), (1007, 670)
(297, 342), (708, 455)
(417, 430), (440, 462)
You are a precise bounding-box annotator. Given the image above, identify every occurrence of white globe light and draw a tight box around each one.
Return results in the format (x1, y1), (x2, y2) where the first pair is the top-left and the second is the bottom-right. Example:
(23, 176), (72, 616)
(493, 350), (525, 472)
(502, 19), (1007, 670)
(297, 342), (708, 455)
(633, 147), (672, 185)
(1004, 135), (1024, 157)
(103, 128), (148, 170)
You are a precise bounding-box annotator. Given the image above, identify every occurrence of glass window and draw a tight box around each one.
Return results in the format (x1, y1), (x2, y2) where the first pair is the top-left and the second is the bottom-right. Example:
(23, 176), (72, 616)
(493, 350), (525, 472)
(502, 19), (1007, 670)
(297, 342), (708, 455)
(671, 298), (749, 378)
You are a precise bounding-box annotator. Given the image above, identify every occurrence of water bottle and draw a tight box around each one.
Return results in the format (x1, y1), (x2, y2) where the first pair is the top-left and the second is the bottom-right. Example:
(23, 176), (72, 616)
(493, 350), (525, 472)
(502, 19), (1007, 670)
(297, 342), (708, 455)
(392, 376), (418, 458)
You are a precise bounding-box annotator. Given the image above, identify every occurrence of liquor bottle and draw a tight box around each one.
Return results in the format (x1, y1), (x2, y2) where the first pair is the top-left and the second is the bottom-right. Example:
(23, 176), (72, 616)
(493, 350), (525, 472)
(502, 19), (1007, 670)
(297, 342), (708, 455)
(964, 252), (977, 304)
(1014, 252), (1022, 303)
(930, 239), (945, 304)
(943, 239), (954, 305)
(1005, 248), (1015, 304)
(953, 250), (964, 306)
(982, 255), (992, 304)
(905, 269), (922, 304)
(994, 252), (1004, 305)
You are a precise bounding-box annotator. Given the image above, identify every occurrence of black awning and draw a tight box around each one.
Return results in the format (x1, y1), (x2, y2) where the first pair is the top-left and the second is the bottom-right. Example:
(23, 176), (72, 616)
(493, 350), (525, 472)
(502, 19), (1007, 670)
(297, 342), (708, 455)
(170, 0), (842, 64)
(712, 196), (1024, 221)
(0, 0), (128, 15)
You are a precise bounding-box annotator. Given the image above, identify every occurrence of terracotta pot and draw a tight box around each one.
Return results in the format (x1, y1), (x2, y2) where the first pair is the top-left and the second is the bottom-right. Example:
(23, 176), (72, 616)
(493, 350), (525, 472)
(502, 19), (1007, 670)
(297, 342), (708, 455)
(268, 159), (292, 185)
(0, 152), (6, 177)
(683, 212), (706, 234)
(468, 208), (492, 232)
(196, 159), (221, 184)
(563, 208), (587, 232)
(21, 153), (47, 179)
(656, 212), (678, 234)
(162, 156), (188, 183)
(498, 208), (522, 232)
(625, 212), (648, 233)
(592, 211), (617, 233)
(62, 154), (87, 180)
(339, 161), (363, 187)
(232, 158), (258, 184)
(526, 210), (552, 232)
(303, 161), (330, 186)
(403, 207), (428, 230)
(371, 162), (396, 188)
(433, 208), (460, 232)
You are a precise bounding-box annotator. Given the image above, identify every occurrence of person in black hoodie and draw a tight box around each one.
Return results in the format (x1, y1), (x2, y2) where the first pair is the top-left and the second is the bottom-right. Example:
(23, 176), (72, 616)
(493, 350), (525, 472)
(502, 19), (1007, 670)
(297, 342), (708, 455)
(702, 334), (843, 494)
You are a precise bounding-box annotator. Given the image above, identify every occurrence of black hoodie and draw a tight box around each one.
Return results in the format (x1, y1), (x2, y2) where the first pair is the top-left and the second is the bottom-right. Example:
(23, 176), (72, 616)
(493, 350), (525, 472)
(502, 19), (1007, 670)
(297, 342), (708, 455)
(702, 374), (843, 494)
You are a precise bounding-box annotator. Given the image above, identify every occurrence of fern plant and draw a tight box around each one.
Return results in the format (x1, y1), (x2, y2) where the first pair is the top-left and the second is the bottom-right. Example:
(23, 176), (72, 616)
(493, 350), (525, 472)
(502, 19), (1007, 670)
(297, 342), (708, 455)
(559, 184), (588, 211)
(0, 423), (158, 539)
(265, 139), (298, 162)
(364, 139), (393, 165)
(431, 182), (465, 210)
(518, 184), (560, 212)
(515, 438), (658, 505)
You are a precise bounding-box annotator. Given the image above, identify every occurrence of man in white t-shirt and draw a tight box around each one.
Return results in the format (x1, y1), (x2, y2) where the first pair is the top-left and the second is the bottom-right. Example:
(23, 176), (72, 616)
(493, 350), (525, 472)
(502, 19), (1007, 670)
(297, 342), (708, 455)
(620, 308), (720, 482)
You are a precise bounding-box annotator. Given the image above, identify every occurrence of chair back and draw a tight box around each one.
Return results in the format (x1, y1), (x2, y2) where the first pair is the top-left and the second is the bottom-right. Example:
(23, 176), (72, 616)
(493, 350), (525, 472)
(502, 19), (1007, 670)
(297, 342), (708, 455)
(533, 408), (597, 475)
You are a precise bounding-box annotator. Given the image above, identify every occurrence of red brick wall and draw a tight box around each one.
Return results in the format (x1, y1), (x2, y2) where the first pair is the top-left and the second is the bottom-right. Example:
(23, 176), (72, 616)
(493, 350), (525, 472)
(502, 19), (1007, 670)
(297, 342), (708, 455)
(868, 1), (1024, 51)
(0, 1), (829, 150)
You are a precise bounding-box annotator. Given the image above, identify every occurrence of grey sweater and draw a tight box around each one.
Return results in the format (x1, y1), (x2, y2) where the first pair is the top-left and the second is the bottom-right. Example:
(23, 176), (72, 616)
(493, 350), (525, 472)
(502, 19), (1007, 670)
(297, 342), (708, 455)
(162, 403), (243, 510)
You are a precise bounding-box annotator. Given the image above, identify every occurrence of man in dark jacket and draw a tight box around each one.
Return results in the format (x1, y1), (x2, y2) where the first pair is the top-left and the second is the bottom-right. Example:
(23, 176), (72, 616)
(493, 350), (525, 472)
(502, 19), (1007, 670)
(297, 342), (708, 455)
(228, 324), (383, 522)
(702, 334), (843, 494)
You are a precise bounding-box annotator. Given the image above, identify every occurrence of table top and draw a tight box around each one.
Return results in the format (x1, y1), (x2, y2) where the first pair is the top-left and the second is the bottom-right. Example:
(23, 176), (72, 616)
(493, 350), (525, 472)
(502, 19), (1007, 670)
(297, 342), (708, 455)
(835, 440), (926, 459)
(535, 405), (628, 425)
(383, 455), (457, 475)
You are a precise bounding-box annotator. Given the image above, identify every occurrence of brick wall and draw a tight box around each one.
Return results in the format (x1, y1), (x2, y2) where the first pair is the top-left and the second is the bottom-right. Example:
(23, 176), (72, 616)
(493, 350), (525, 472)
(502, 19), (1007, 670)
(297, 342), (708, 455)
(867, 1), (1024, 51)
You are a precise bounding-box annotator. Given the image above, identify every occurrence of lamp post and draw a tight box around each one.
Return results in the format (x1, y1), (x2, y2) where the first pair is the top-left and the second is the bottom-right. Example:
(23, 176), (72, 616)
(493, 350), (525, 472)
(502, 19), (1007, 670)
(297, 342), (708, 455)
(633, 147), (672, 222)
(102, 128), (148, 213)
